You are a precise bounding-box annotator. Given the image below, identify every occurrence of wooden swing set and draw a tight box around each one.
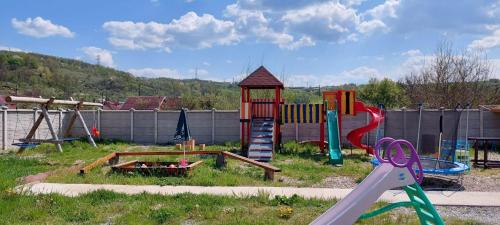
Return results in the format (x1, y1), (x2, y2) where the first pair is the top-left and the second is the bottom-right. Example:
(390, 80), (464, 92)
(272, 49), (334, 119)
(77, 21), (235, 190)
(6, 96), (103, 153)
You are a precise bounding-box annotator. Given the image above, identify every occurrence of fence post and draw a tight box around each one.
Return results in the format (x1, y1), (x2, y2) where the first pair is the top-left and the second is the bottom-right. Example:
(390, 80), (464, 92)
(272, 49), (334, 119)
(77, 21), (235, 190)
(97, 108), (102, 139)
(211, 108), (215, 145)
(479, 108), (484, 137)
(402, 107), (407, 139)
(33, 107), (38, 139)
(130, 108), (135, 142)
(2, 106), (7, 151)
(58, 108), (63, 137)
(154, 108), (159, 144)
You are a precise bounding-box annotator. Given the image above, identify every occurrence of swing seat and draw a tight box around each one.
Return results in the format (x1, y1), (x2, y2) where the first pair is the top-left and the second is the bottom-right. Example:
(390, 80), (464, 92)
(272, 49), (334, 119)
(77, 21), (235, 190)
(12, 142), (40, 148)
(61, 137), (80, 142)
(18, 138), (64, 144)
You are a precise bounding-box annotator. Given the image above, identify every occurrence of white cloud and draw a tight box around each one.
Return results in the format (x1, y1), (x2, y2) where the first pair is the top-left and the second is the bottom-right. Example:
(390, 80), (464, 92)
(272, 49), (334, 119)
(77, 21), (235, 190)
(225, 59), (232, 64)
(363, 0), (400, 20)
(202, 61), (211, 66)
(11, 17), (74, 38)
(225, 0), (391, 48)
(224, 3), (309, 49)
(286, 66), (382, 87)
(128, 68), (181, 79)
(282, 1), (360, 42)
(0, 45), (24, 52)
(468, 27), (500, 50)
(81, 47), (114, 68)
(401, 49), (422, 57)
(357, 19), (388, 34)
(103, 12), (239, 52)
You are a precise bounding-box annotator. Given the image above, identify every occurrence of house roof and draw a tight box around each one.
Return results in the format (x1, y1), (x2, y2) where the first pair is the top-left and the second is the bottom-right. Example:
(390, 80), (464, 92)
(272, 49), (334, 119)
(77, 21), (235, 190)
(120, 96), (166, 110)
(103, 101), (121, 110)
(0, 95), (16, 109)
(238, 66), (284, 89)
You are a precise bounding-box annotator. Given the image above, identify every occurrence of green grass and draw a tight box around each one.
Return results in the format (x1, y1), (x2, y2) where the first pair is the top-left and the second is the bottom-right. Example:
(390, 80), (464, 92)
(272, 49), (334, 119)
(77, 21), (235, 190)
(0, 190), (483, 225)
(23, 141), (372, 187)
(0, 141), (487, 224)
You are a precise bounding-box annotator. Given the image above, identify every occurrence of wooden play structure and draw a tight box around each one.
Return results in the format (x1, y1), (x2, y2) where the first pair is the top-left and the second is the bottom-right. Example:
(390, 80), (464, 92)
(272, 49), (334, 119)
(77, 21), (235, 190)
(80, 150), (281, 180)
(238, 66), (384, 162)
(239, 66), (284, 162)
(6, 96), (103, 152)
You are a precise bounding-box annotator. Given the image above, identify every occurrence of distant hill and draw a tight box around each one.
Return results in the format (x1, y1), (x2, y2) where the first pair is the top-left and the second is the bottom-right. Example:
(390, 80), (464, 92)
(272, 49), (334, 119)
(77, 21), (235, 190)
(0, 51), (323, 109)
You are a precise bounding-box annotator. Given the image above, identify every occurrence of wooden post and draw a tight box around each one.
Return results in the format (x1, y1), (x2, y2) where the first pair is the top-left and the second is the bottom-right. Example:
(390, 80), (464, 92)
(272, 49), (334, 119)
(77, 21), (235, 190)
(97, 108), (102, 140)
(64, 101), (84, 138)
(154, 108), (159, 144)
(19, 108), (46, 153)
(1, 106), (7, 151)
(58, 108), (63, 137)
(75, 106), (97, 148)
(211, 108), (215, 145)
(41, 105), (63, 152)
(246, 88), (250, 147)
(336, 91), (343, 145)
(33, 108), (39, 139)
(130, 108), (135, 142)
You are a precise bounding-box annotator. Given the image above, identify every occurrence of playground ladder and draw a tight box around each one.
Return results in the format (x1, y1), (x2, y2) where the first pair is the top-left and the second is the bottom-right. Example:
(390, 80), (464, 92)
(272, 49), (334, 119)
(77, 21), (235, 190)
(248, 118), (274, 161)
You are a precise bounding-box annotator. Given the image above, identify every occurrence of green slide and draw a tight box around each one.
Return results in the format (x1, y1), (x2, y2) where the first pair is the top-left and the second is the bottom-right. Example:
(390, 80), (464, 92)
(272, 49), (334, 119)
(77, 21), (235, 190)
(327, 109), (343, 165)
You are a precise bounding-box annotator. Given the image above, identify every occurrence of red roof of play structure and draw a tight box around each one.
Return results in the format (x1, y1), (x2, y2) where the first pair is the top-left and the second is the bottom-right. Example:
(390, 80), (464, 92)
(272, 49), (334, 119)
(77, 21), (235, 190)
(239, 66), (284, 88)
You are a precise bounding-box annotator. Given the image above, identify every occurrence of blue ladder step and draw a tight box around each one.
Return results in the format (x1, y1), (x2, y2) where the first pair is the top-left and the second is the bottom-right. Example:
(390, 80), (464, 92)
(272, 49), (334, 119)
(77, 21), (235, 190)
(249, 144), (273, 151)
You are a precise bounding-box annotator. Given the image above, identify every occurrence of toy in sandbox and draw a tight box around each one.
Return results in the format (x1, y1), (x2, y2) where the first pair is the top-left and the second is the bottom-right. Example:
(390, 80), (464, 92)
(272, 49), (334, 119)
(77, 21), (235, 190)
(310, 137), (444, 225)
(372, 104), (470, 183)
(238, 66), (385, 164)
(6, 96), (102, 152)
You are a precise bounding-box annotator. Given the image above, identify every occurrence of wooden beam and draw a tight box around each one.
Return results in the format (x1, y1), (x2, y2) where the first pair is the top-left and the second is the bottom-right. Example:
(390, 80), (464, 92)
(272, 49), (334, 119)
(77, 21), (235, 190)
(222, 151), (281, 172)
(74, 105), (97, 147)
(111, 160), (138, 168)
(116, 150), (223, 156)
(41, 105), (63, 152)
(6, 96), (103, 107)
(64, 102), (82, 137)
(80, 152), (117, 174)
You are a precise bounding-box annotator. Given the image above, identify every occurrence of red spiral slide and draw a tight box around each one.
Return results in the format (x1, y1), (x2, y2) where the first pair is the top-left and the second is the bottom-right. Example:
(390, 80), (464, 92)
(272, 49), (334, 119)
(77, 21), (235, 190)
(346, 101), (384, 155)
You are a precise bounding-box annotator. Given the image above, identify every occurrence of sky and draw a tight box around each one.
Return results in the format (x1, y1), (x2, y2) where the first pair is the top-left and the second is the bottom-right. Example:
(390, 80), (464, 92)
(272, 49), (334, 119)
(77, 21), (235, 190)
(1, 0), (499, 86)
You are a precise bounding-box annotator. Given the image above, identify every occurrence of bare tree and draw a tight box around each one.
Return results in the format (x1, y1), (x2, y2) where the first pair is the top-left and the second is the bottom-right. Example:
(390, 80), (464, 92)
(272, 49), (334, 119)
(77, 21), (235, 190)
(402, 41), (496, 108)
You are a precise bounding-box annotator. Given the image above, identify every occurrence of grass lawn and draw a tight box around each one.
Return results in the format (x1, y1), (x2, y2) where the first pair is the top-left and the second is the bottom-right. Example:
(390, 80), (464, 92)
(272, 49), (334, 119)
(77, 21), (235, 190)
(14, 141), (373, 187)
(0, 141), (488, 224)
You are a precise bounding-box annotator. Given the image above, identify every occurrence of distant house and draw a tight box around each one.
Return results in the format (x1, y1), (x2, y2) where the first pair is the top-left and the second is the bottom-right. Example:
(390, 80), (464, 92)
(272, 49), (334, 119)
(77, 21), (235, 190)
(0, 95), (16, 109)
(164, 96), (182, 110)
(120, 96), (182, 110)
(102, 100), (121, 110)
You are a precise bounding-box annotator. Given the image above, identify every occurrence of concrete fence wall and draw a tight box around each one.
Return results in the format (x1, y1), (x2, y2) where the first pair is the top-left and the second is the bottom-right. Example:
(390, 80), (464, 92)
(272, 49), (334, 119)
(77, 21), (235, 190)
(1, 107), (499, 153)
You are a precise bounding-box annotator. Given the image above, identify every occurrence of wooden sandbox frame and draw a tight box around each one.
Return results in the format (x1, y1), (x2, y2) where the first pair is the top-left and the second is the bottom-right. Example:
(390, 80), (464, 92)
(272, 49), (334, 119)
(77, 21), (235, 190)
(80, 150), (281, 180)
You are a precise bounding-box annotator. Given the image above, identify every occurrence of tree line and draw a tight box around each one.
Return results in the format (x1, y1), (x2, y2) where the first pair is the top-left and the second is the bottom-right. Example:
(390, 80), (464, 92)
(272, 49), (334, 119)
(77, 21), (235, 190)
(0, 42), (497, 110)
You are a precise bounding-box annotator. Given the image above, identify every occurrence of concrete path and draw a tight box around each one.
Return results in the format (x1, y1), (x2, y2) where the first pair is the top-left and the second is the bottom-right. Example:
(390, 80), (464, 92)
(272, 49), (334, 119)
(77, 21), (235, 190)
(18, 183), (500, 207)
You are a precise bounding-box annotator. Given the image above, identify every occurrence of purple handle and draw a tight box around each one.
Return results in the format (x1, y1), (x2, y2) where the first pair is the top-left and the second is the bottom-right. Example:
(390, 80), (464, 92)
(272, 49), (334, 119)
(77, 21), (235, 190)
(374, 137), (395, 163)
(374, 138), (424, 184)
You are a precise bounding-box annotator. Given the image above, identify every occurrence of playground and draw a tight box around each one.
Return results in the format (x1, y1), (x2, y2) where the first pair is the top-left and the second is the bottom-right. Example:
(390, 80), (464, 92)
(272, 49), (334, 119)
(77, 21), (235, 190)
(0, 66), (499, 225)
